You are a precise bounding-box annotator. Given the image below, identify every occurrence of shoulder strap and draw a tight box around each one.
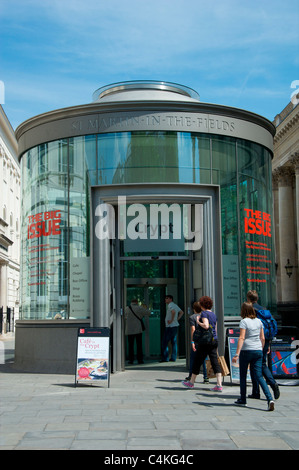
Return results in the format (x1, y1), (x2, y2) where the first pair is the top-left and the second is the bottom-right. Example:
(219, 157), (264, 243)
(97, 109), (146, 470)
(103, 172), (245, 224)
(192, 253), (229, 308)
(129, 305), (143, 324)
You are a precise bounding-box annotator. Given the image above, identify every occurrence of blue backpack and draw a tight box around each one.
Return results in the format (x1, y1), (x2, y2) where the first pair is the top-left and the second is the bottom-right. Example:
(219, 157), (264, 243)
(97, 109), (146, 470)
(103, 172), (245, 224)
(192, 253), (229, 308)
(256, 309), (278, 340)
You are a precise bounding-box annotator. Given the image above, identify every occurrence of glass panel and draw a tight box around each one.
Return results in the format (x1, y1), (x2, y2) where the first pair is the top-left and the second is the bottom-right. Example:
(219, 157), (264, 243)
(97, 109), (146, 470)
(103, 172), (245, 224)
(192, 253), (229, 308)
(83, 134), (97, 185)
(211, 137), (240, 315)
(20, 137), (93, 320)
(96, 132), (211, 184)
(20, 141), (69, 319)
(68, 137), (91, 319)
(237, 140), (276, 313)
(212, 136), (238, 255)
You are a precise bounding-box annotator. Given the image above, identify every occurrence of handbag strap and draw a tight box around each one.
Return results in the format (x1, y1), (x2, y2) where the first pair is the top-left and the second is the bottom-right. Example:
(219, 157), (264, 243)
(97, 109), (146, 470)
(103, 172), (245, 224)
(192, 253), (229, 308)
(129, 305), (143, 324)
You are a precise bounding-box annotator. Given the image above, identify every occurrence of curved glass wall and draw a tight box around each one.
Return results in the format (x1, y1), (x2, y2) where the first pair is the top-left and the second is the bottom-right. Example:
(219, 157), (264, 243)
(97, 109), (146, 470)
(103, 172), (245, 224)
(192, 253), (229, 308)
(20, 131), (275, 319)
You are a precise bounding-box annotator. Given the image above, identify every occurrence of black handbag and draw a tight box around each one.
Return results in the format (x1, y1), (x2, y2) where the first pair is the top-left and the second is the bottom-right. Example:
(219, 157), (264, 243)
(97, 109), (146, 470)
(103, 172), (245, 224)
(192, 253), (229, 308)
(193, 324), (214, 345)
(129, 306), (145, 331)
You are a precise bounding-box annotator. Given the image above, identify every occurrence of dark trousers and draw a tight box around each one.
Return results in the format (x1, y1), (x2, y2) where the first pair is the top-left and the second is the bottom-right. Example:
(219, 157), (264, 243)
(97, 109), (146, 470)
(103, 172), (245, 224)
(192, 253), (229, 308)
(189, 347), (207, 378)
(128, 333), (143, 363)
(250, 340), (276, 395)
(192, 341), (221, 375)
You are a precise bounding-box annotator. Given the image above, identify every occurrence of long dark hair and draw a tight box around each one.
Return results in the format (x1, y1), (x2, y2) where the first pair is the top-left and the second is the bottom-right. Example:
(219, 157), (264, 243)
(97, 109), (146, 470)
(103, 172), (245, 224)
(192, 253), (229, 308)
(241, 302), (256, 319)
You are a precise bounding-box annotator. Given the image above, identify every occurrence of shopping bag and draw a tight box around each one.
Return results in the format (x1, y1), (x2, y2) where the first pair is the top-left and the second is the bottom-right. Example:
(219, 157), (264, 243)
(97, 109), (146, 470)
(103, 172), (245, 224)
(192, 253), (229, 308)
(218, 355), (229, 376)
(206, 356), (229, 378)
(206, 359), (216, 378)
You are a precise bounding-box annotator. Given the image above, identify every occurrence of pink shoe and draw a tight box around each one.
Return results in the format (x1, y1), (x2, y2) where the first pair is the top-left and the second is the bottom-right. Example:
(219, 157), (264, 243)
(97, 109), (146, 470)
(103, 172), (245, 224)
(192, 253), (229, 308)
(211, 385), (223, 392)
(181, 380), (194, 389)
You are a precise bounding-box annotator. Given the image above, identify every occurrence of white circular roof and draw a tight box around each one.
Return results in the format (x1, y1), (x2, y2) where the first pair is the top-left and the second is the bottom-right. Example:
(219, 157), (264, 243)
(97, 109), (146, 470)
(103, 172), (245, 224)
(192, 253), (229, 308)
(92, 80), (200, 103)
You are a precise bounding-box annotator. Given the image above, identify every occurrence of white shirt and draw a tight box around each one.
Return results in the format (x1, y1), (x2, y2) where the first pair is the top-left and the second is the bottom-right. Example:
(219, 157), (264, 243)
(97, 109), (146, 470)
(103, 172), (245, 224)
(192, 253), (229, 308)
(165, 302), (181, 328)
(239, 317), (263, 350)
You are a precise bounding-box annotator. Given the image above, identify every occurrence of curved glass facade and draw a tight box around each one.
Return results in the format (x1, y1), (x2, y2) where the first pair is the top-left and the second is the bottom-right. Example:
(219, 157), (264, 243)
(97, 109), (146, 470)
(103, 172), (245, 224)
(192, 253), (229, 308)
(20, 131), (276, 320)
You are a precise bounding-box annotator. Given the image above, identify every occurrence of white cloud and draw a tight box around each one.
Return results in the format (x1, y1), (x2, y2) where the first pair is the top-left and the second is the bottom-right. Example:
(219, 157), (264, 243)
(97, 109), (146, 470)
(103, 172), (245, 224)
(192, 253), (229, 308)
(1, 0), (298, 126)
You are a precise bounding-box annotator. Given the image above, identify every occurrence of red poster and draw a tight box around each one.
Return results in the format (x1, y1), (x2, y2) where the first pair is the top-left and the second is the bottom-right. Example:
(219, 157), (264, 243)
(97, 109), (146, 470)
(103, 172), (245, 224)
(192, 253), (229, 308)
(244, 208), (272, 284)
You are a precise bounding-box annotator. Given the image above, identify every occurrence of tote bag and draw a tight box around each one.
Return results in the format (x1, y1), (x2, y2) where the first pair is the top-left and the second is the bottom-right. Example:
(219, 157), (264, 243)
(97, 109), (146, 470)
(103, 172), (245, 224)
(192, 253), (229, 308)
(193, 324), (214, 345)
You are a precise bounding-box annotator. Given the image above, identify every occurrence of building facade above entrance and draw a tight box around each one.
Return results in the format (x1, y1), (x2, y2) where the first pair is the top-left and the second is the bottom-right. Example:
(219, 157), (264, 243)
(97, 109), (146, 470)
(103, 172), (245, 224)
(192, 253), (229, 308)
(16, 81), (275, 158)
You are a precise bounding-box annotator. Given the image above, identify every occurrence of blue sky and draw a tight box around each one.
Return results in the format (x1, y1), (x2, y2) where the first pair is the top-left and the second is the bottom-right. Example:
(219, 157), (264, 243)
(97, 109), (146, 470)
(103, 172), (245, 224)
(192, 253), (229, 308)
(1, 0), (299, 130)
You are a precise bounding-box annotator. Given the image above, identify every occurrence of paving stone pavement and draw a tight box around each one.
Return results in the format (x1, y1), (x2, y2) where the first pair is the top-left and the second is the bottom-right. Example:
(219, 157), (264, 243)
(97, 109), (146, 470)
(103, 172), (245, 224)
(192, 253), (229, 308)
(1, 336), (299, 451)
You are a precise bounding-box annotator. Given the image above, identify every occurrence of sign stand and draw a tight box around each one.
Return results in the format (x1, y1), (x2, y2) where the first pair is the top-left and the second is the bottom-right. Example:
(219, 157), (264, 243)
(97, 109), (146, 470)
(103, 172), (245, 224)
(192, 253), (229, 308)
(75, 327), (110, 387)
(227, 328), (251, 383)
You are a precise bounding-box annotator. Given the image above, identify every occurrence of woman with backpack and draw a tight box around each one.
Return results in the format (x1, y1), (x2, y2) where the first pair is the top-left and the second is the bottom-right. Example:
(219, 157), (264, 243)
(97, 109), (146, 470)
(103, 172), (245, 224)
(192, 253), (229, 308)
(232, 302), (275, 411)
(247, 290), (280, 400)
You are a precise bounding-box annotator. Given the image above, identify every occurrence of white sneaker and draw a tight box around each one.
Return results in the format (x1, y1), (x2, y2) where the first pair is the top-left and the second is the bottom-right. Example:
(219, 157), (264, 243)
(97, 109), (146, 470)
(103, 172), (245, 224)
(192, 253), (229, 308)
(268, 400), (275, 411)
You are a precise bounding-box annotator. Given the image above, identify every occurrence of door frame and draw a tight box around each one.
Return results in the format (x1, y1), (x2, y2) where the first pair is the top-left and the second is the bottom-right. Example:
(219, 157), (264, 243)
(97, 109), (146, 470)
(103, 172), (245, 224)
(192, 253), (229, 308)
(91, 183), (224, 372)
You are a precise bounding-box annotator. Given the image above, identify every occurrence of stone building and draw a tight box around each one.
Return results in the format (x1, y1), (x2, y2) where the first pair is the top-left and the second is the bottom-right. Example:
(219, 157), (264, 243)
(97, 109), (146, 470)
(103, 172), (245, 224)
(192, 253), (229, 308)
(0, 105), (20, 333)
(272, 97), (299, 326)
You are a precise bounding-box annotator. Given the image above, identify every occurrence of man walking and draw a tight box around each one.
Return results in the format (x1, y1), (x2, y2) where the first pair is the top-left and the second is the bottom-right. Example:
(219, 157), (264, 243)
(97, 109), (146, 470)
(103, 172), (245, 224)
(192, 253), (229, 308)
(160, 295), (184, 362)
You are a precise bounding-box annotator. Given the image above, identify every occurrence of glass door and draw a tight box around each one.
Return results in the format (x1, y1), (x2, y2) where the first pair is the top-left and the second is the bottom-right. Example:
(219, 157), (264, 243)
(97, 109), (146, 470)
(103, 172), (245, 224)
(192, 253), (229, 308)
(123, 257), (190, 363)
(125, 283), (166, 359)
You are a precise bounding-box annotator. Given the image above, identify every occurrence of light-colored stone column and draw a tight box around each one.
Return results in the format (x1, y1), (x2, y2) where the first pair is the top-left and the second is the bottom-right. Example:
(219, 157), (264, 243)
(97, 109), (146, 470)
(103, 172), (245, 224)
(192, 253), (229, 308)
(290, 153), (299, 280)
(272, 170), (281, 300)
(0, 263), (8, 333)
(277, 166), (298, 301)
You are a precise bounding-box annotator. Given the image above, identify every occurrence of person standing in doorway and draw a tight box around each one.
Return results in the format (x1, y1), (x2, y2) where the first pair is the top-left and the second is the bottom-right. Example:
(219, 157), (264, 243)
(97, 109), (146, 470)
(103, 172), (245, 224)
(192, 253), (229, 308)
(246, 290), (280, 400)
(160, 295), (184, 362)
(125, 299), (150, 364)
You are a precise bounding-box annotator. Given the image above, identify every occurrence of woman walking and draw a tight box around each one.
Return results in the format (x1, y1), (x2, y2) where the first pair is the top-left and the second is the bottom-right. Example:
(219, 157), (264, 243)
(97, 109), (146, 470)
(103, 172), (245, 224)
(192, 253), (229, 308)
(185, 302), (209, 383)
(182, 296), (222, 392)
(232, 302), (275, 411)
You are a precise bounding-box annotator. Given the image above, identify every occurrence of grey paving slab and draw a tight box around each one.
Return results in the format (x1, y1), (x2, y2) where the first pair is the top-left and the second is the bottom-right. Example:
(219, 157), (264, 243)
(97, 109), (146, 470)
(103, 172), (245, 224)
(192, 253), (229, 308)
(276, 432), (299, 450)
(229, 432), (292, 450)
(1, 339), (299, 451)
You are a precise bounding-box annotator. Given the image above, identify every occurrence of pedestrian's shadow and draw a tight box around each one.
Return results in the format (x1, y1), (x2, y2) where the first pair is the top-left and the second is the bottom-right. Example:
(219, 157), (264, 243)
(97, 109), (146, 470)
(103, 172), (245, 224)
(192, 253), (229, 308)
(193, 392), (270, 411)
(156, 378), (186, 383)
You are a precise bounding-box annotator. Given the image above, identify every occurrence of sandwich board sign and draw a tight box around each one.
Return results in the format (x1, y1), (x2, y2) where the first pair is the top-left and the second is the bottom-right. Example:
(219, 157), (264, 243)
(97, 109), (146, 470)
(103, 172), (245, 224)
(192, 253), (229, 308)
(75, 327), (110, 387)
(227, 333), (251, 383)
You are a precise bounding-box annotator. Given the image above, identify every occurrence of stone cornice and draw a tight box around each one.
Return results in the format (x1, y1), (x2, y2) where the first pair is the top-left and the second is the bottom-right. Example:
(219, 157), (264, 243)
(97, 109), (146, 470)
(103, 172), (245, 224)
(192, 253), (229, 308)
(289, 152), (299, 173)
(273, 108), (299, 144)
(273, 165), (295, 186)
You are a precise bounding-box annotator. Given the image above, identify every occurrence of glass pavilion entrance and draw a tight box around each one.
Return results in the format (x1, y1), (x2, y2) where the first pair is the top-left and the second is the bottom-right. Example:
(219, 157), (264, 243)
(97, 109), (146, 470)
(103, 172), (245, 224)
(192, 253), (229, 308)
(91, 183), (224, 373)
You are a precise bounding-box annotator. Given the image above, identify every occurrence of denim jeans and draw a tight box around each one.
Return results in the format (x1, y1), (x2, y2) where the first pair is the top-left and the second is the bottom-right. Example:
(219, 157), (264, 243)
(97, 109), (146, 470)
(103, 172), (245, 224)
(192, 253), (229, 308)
(239, 349), (273, 403)
(162, 326), (178, 361)
(250, 340), (276, 395)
